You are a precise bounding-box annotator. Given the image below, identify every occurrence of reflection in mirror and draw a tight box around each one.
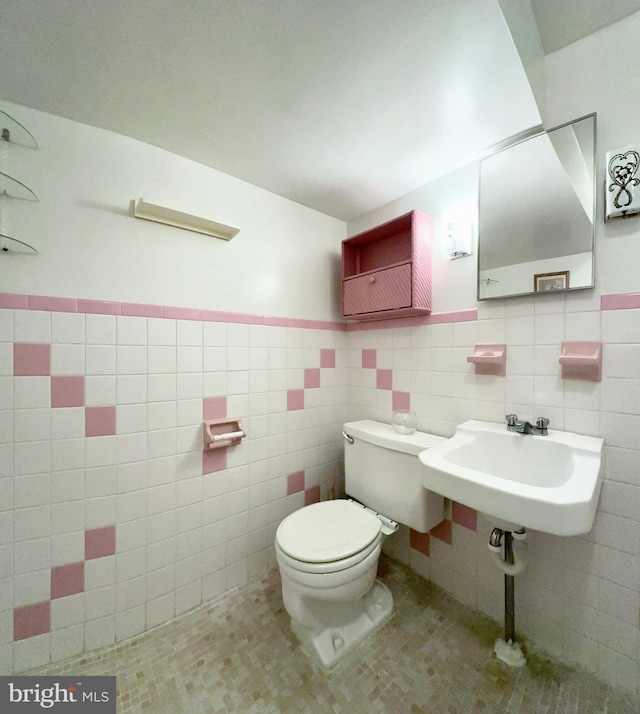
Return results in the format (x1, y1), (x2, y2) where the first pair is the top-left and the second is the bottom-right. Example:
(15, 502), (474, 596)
(478, 114), (596, 300)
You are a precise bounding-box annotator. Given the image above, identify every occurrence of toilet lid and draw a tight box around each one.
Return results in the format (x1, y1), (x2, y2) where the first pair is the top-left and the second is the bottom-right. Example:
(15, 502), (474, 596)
(276, 500), (381, 563)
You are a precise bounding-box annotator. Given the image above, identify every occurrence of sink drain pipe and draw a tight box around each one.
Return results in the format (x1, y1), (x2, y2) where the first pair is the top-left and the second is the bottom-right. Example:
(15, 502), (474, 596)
(488, 527), (527, 666)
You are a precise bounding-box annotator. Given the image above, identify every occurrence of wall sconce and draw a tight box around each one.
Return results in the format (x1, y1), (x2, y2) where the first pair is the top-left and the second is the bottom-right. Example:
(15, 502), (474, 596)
(606, 144), (640, 220)
(443, 204), (474, 259)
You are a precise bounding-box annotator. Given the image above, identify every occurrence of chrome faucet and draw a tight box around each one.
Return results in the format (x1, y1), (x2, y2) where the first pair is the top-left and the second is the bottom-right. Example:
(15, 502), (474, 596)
(505, 414), (549, 436)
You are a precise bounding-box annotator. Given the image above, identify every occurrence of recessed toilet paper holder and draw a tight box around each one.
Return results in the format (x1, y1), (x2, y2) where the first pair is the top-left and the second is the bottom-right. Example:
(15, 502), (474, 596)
(203, 418), (246, 450)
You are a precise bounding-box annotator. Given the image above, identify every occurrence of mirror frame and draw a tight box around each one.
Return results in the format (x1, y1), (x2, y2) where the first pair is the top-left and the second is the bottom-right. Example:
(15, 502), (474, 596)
(477, 112), (597, 301)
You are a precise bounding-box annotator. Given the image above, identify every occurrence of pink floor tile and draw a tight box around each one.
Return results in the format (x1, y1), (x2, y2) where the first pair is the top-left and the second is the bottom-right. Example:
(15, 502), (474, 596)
(51, 561), (85, 599)
(13, 601), (51, 641)
(13, 343), (51, 376)
(51, 375), (85, 408)
(85, 406), (116, 437)
(85, 525), (116, 560)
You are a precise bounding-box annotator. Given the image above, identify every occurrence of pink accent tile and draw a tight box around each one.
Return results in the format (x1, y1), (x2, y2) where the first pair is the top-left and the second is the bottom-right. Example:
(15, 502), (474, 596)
(346, 309), (478, 332)
(29, 295), (78, 312)
(362, 349), (377, 368)
(287, 471), (305, 495)
(163, 306), (202, 321)
(287, 389), (305, 411)
(77, 299), (121, 315)
(601, 292), (640, 310)
(428, 309), (478, 324)
(121, 302), (164, 318)
(0, 292), (29, 309)
(320, 348), (336, 368)
(85, 406), (116, 437)
(201, 310), (257, 324)
(452, 502), (477, 531)
(85, 525), (116, 560)
(51, 561), (85, 599)
(287, 318), (344, 331)
(410, 529), (430, 557)
(304, 368), (321, 389)
(262, 316), (290, 327)
(376, 369), (393, 390)
(203, 449), (227, 474)
(51, 375), (85, 408)
(13, 343), (51, 376)
(203, 396), (227, 420)
(13, 601), (51, 641)
(392, 391), (410, 411)
(304, 486), (321, 505)
(430, 519), (452, 545)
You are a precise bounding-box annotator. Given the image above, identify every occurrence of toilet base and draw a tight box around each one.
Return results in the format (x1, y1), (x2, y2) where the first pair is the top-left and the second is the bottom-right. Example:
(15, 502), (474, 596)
(289, 580), (393, 668)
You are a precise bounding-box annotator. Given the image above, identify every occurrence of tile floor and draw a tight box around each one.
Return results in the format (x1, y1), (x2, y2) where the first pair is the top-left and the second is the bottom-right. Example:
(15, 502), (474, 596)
(26, 558), (637, 713)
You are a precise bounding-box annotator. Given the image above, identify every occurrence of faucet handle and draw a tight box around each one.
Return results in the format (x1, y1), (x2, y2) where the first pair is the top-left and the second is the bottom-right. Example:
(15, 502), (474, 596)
(505, 414), (519, 427)
(535, 416), (549, 429)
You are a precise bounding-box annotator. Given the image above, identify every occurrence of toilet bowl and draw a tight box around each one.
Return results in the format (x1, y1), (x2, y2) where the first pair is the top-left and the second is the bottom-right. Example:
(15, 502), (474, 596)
(275, 499), (392, 667)
(275, 420), (447, 667)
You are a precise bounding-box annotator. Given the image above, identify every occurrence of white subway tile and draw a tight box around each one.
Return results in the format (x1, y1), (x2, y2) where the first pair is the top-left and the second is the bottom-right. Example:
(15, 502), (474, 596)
(85, 314), (115, 345)
(14, 310), (50, 343)
(52, 312), (85, 344)
(116, 316), (146, 346)
(14, 377), (50, 409)
(148, 318), (176, 346)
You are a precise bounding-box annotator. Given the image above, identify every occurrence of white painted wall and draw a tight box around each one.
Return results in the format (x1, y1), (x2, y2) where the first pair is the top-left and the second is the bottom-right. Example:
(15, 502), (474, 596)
(0, 100), (346, 321)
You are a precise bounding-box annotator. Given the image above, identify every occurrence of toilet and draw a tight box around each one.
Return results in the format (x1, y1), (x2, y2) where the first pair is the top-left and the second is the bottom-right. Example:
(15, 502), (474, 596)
(275, 419), (446, 667)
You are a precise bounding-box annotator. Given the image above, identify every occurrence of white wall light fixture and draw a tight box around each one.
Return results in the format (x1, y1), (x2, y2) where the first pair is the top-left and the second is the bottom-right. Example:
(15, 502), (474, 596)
(133, 199), (240, 241)
(443, 204), (474, 259)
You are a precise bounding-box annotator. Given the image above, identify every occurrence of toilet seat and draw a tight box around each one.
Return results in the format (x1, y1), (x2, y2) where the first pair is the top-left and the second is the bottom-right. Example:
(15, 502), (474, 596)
(276, 500), (381, 565)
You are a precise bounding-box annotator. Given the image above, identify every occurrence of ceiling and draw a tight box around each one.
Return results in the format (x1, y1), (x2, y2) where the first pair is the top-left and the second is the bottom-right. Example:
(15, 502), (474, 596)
(1, 1), (638, 222)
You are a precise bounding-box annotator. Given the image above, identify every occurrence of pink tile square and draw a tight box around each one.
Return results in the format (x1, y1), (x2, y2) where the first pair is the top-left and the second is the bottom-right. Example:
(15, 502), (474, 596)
(13, 343), (51, 376)
(362, 349), (377, 369)
(452, 502), (477, 531)
(392, 391), (410, 411)
(29, 295), (78, 312)
(203, 396), (227, 420)
(287, 389), (305, 411)
(85, 525), (116, 560)
(287, 471), (305, 495)
(320, 349), (336, 368)
(409, 529), (430, 557)
(304, 486), (321, 505)
(203, 449), (227, 475)
(430, 519), (452, 545)
(304, 368), (321, 389)
(51, 561), (85, 599)
(13, 601), (51, 641)
(51, 375), (85, 408)
(85, 406), (116, 437)
(376, 369), (393, 390)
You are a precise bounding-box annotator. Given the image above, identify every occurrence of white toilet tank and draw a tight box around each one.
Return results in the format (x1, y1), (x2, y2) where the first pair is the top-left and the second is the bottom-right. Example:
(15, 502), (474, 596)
(343, 420), (446, 533)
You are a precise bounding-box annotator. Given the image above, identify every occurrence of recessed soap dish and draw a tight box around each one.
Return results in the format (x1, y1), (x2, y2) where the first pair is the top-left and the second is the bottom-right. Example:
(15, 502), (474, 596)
(558, 342), (602, 382)
(467, 344), (507, 376)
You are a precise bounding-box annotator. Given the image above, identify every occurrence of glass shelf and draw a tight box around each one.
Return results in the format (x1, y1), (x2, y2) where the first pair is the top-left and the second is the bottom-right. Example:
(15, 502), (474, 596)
(0, 110), (38, 149)
(0, 234), (38, 255)
(0, 172), (38, 201)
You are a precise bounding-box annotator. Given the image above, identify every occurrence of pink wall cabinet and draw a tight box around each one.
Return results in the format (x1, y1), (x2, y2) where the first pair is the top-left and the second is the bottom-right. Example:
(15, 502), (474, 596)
(342, 210), (432, 321)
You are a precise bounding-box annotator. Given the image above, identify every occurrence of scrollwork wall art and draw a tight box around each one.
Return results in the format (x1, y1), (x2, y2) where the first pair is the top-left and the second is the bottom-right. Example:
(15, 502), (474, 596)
(606, 145), (640, 220)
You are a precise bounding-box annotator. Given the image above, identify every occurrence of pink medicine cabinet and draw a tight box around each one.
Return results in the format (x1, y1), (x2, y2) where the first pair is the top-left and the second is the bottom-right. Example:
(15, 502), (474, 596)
(341, 210), (432, 321)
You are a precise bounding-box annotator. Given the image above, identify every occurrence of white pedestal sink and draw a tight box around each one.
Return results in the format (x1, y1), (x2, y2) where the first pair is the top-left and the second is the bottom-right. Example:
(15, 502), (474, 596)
(419, 420), (604, 536)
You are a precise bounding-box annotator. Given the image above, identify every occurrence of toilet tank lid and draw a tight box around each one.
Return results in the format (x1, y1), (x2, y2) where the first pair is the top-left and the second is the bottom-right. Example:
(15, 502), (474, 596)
(343, 420), (446, 456)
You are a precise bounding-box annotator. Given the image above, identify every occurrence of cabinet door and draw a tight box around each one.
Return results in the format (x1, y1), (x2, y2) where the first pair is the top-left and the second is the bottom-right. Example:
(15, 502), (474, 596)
(343, 264), (412, 316)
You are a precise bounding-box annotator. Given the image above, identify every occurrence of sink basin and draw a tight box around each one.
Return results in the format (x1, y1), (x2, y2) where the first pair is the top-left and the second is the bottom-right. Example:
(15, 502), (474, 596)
(419, 420), (604, 536)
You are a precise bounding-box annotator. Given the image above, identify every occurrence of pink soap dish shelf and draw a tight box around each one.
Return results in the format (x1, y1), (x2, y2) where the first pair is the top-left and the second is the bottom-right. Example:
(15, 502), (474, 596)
(467, 344), (507, 376)
(558, 342), (602, 381)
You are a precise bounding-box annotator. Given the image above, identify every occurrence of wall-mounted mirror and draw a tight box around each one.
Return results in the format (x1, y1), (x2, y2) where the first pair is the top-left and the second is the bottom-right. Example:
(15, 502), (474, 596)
(478, 113), (596, 300)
